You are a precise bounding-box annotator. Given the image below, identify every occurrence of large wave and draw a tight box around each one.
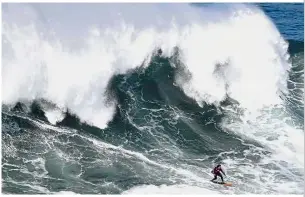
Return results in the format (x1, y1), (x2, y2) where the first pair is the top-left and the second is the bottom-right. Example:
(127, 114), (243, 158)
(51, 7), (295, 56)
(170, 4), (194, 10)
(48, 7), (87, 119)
(3, 3), (291, 128)
(2, 3), (304, 194)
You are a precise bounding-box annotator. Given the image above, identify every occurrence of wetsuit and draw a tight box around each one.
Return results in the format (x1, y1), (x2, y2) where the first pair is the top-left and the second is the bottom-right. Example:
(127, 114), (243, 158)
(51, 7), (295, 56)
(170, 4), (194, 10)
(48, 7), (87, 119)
(211, 166), (225, 183)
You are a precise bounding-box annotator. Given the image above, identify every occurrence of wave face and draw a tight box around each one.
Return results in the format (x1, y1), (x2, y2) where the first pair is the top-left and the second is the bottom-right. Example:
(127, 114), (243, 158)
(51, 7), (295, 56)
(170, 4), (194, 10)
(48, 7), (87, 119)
(2, 3), (304, 194)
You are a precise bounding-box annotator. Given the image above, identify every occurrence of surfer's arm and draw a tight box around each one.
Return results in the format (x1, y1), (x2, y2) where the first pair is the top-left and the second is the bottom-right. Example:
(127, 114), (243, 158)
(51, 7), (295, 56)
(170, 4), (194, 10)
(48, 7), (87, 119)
(220, 168), (226, 176)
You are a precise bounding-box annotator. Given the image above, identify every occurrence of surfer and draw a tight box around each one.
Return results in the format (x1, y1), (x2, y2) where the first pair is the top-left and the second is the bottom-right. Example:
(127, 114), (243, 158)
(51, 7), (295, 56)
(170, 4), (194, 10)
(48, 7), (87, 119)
(211, 164), (226, 183)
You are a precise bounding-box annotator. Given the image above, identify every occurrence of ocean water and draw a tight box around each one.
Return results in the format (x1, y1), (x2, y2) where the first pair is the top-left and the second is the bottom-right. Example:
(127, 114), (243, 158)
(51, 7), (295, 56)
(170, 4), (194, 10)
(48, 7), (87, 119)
(2, 3), (304, 194)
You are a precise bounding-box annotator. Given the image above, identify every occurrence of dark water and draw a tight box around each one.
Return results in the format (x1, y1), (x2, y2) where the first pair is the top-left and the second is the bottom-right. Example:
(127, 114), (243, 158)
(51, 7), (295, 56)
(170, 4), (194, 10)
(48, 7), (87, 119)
(259, 3), (304, 41)
(2, 3), (304, 194)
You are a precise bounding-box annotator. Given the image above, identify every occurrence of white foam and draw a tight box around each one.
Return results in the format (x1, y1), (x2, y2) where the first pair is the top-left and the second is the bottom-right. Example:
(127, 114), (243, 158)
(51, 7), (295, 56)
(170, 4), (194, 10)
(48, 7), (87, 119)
(3, 4), (289, 128)
(219, 105), (304, 193)
(2, 3), (303, 194)
(175, 9), (290, 111)
(54, 191), (78, 195)
(122, 184), (220, 194)
(44, 109), (65, 125)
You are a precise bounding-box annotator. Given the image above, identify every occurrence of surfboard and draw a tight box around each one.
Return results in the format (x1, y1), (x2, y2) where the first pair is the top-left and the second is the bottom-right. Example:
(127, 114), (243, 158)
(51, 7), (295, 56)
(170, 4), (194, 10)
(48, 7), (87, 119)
(211, 180), (233, 186)
(223, 182), (232, 186)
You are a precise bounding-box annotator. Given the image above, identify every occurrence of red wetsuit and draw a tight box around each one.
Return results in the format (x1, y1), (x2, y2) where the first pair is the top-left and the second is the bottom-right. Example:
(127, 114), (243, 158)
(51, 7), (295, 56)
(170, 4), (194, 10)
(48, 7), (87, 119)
(211, 166), (225, 182)
(213, 167), (224, 174)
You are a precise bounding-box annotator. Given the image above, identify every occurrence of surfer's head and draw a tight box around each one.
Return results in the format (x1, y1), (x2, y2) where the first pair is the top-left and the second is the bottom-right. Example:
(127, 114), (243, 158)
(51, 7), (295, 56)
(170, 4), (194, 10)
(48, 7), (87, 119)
(217, 164), (221, 168)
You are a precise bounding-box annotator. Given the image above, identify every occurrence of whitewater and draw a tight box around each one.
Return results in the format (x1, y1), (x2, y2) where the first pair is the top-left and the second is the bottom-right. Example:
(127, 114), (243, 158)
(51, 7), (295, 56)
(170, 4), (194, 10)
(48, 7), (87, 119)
(2, 3), (304, 194)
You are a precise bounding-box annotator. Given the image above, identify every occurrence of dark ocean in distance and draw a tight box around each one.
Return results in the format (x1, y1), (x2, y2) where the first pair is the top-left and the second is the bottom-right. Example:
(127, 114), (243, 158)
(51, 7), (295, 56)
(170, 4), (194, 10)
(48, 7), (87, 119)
(2, 3), (304, 194)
